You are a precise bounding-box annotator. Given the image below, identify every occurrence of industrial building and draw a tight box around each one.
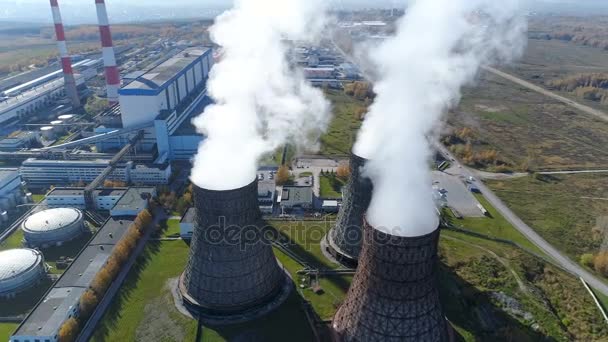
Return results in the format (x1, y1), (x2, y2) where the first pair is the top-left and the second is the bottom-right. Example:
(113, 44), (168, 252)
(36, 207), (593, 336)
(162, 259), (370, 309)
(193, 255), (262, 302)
(180, 180), (291, 324)
(109, 187), (154, 217)
(326, 154), (372, 266)
(0, 249), (46, 299)
(0, 131), (40, 151)
(332, 220), (449, 341)
(21, 208), (87, 248)
(19, 159), (171, 188)
(11, 217), (133, 342)
(46, 188), (126, 211)
(0, 75), (85, 127)
(0, 168), (24, 213)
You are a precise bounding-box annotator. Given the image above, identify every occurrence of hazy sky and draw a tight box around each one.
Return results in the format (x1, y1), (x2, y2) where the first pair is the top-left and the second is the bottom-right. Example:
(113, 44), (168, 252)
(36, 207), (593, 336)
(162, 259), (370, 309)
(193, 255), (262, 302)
(0, 0), (606, 24)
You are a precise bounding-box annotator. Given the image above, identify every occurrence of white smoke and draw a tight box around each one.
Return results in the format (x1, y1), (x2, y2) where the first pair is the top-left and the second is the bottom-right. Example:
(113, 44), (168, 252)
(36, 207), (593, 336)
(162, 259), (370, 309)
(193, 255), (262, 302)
(354, 0), (527, 237)
(191, 0), (331, 190)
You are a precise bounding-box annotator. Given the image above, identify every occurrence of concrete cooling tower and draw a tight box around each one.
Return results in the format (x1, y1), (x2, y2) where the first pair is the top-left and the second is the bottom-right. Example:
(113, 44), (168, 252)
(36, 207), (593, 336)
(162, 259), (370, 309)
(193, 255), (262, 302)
(332, 220), (450, 342)
(326, 154), (373, 266)
(179, 179), (291, 324)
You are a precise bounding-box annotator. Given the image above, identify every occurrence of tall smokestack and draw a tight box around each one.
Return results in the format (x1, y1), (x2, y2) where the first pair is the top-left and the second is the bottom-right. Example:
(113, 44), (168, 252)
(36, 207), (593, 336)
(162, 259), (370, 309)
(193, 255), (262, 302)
(332, 219), (450, 341)
(325, 153), (372, 266)
(95, 0), (120, 105)
(49, 0), (81, 108)
(179, 180), (290, 324)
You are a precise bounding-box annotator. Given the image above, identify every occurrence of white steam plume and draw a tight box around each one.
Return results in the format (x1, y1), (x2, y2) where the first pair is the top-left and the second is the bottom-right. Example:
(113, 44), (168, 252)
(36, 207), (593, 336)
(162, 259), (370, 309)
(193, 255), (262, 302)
(191, 0), (330, 190)
(354, 0), (527, 237)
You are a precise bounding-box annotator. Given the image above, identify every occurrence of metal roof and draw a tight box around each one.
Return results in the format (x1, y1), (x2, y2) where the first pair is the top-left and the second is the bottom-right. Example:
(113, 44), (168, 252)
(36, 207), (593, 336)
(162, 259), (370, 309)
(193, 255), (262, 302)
(120, 48), (211, 96)
(0, 249), (43, 282)
(22, 208), (82, 233)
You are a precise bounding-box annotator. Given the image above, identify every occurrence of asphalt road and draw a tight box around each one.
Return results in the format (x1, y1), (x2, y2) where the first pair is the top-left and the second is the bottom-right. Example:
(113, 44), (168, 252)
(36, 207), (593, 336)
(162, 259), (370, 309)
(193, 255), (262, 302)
(435, 142), (608, 296)
(483, 66), (608, 123)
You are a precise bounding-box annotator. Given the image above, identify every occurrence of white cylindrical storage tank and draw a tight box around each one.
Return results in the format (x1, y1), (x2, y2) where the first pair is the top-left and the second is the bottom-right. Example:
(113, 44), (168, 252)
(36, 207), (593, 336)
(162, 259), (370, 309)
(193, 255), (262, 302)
(40, 126), (55, 140)
(0, 249), (45, 299)
(0, 211), (8, 222)
(21, 208), (86, 248)
(58, 114), (75, 122)
(50, 120), (65, 134)
(25, 193), (33, 203)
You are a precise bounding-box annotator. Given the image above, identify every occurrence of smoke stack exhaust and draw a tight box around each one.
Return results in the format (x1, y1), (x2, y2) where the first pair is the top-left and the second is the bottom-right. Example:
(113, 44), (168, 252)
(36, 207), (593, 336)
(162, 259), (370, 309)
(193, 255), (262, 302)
(179, 180), (290, 324)
(49, 0), (81, 109)
(332, 219), (450, 341)
(325, 153), (372, 266)
(95, 0), (120, 105)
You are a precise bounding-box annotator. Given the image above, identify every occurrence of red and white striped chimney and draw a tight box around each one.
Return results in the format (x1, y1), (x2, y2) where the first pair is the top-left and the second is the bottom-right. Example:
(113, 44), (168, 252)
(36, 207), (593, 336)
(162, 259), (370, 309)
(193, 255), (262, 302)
(95, 0), (120, 106)
(49, 0), (81, 108)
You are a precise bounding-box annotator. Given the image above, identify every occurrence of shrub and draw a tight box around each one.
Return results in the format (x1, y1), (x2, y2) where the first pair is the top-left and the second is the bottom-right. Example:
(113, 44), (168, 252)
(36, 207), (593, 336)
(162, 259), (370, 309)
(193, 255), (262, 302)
(581, 253), (595, 268)
(58, 318), (79, 342)
(79, 290), (99, 319)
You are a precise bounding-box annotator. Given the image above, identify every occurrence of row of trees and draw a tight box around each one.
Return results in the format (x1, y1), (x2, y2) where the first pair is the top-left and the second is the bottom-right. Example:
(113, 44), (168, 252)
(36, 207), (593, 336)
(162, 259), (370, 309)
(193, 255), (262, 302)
(548, 73), (608, 105)
(57, 209), (154, 342)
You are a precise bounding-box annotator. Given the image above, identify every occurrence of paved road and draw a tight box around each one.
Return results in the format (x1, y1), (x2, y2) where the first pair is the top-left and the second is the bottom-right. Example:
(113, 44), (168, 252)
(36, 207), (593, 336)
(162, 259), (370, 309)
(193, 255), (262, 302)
(436, 142), (608, 296)
(539, 169), (608, 175)
(483, 66), (608, 123)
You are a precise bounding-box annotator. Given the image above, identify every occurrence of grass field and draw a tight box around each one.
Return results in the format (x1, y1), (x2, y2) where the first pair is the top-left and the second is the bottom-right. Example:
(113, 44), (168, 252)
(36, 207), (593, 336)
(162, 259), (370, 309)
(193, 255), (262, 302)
(91, 240), (314, 342)
(440, 230), (608, 341)
(444, 193), (545, 256)
(485, 174), (608, 262)
(0, 323), (17, 342)
(452, 71), (608, 171)
(319, 90), (366, 156)
(319, 175), (345, 199)
(505, 39), (608, 112)
(160, 219), (181, 238)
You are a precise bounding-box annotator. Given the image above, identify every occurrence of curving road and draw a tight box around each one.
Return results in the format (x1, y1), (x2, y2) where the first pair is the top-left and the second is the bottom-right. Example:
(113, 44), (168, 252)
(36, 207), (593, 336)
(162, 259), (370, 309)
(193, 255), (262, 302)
(435, 143), (608, 296)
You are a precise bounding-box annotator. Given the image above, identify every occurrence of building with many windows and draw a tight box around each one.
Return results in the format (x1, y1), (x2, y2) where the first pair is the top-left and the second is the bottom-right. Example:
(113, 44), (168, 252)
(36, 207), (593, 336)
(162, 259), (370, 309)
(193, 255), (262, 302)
(19, 159), (171, 188)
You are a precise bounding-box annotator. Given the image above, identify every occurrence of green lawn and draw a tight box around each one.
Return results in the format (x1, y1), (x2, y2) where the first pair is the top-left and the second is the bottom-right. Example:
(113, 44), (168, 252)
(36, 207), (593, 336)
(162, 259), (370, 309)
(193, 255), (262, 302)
(319, 90), (366, 156)
(0, 323), (18, 342)
(270, 220), (337, 270)
(444, 193), (545, 256)
(92, 240), (314, 342)
(319, 175), (345, 199)
(31, 194), (45, 203)
(485, 174), (608, 262)
(0, 229), (24, 250)
(161, 219), (181, 238)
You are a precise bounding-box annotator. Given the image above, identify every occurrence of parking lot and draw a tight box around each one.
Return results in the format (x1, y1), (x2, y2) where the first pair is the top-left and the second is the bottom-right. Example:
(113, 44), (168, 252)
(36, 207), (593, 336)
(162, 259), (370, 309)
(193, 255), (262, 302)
(431, 171), (484, 218)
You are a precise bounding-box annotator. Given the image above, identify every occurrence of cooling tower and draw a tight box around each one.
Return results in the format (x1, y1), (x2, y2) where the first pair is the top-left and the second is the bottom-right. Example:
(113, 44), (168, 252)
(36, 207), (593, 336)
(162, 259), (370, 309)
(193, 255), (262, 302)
(325, 154), (372, 266)
(179, 180), (290, 324)
(332, 220), (449, 342)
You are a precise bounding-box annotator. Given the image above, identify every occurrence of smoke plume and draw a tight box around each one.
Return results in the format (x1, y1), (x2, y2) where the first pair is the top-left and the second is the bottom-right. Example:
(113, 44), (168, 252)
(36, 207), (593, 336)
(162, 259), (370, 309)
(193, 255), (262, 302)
(191, 0), (330, 190)
(354, 0), (527, 237)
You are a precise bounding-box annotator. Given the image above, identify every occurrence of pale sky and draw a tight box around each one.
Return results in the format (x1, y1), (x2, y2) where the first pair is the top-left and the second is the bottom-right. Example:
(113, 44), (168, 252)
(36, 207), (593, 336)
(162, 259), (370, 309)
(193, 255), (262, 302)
(0, 0), (604, 24)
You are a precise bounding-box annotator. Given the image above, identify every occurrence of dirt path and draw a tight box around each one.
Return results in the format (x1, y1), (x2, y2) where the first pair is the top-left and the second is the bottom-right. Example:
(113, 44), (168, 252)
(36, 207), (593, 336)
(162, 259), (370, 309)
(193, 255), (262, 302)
(483, 66), (608, 123)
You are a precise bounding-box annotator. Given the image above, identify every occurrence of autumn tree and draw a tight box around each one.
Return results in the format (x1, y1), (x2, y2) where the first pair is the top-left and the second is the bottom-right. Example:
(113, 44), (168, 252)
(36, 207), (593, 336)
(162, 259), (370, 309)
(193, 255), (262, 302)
(594, 252), (608, 277)
(276, 166), (291, 185)
(79, 290), (99, 319)
(58, 318), (79, 342)
(90, 267), (113, 296)
(336, 165), (351, 180)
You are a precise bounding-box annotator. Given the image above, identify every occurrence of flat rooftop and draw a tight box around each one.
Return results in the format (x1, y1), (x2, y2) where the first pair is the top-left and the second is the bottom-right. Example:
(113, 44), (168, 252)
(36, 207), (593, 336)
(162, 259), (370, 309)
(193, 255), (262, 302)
(89, 217), (133, 246)
(13, 213), (134, 338)
(112, 187), (155, 212)
(121, 48), (210, 95)
(13, 287), (86, 337)
(0, 168), (19, 185)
